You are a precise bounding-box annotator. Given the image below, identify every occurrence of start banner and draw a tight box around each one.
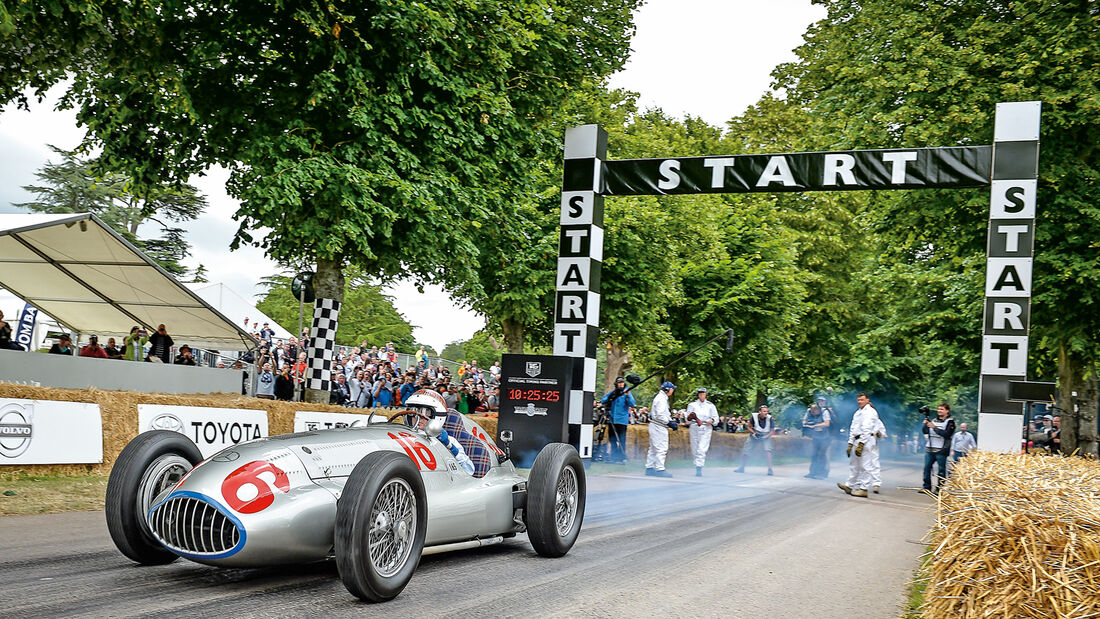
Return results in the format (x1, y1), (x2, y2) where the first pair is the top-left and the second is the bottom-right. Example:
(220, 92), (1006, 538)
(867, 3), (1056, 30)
(137, 404), (269, 458)
(0, 398), (103, 465)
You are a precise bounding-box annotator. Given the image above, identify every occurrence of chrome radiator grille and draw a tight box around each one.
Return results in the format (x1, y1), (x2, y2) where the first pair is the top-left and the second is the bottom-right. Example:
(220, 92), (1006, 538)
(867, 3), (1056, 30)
(149, 496), (240, 556)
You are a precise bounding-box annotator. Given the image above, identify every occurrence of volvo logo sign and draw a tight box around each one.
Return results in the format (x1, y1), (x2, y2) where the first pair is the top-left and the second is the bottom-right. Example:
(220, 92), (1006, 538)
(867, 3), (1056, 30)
(0, 402), (33, 458)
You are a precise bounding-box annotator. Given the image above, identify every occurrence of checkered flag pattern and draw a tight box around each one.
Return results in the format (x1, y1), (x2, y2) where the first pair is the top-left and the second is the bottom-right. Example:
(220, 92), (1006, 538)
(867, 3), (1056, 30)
(554, 124), (609, 459)
(305, 298), (341, 393)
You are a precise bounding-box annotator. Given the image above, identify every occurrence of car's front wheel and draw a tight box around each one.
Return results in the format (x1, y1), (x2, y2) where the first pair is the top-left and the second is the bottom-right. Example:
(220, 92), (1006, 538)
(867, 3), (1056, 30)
(526, 443), (586, 557)
(105, 430), (202, 564)
(335, 450), (427, 602)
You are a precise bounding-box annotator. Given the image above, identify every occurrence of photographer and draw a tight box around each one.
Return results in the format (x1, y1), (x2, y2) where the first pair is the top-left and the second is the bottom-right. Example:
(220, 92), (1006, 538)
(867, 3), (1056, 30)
(921, 403), (956, 494)
(801, 403), (831, 479)
(645, 382), (676, 478)
(173, 345), (197, 366)
(147, 324), (173, 363)
(600, 377), (636, 464)
(122, 326), (149, 362)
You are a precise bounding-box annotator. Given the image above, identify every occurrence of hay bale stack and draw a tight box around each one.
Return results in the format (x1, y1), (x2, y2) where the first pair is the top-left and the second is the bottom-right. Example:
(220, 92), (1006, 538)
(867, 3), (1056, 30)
(924, 451), (1100, 618)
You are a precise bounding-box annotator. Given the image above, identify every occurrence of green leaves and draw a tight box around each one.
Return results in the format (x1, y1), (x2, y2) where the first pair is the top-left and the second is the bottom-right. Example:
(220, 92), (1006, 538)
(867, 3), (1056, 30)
(3, 0), (641, 292)
(256, 274), (416, 350)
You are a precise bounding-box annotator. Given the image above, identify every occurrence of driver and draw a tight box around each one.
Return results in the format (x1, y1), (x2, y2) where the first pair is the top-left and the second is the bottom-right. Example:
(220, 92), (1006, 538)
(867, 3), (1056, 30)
(401, 390), (475, 475)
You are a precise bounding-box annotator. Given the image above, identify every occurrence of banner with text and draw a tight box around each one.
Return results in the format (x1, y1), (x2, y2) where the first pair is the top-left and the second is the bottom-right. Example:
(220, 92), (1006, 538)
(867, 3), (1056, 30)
(137, 404), (269, 458)
(0, 399), (103, 465)
(569, 146), (992, 195)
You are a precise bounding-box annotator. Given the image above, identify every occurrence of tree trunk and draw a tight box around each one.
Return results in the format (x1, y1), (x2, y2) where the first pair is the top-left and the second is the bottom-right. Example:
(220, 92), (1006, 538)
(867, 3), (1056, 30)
(1079, 365), (1099, 458)
(304, 257), (345, 404)
(1055, 344), (1099, 457)
(603, 340), (631, 394)
(1056, 344), (1078, 455)
(501, 318), (525, 354)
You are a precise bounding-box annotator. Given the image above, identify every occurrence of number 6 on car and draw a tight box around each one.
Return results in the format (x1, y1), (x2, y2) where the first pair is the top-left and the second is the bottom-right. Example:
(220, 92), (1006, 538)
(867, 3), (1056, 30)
(104, 390), (586, 603)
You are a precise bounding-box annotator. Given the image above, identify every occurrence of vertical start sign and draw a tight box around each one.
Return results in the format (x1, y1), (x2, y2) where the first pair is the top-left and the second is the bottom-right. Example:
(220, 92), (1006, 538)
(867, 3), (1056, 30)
(978, 102), (1041, 453)
(496, 354), (572, 467)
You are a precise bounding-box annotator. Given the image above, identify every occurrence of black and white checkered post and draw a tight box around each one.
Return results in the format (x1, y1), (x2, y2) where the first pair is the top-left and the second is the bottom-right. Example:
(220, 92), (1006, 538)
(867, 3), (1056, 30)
(556, 125), (607, 459)
(977, 101), (1041, 452)
(305, 298), (341, 393)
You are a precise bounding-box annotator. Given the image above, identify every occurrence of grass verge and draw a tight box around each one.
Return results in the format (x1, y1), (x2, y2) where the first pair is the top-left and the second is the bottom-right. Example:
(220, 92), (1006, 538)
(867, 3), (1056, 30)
(901, 548), (932, 618)
(0, 472), (108, 516)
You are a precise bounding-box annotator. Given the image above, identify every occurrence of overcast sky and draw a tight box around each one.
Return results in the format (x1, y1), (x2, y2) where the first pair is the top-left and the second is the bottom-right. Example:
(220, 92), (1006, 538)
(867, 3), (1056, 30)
(0, 0), (825, 351)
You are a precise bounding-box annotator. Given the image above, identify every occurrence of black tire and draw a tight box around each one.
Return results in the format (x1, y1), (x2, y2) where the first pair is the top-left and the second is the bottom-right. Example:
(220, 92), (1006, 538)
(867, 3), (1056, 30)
(335, 451), (427, 602)
(526, 443), (586, 557)
(105, 430), (202, 565)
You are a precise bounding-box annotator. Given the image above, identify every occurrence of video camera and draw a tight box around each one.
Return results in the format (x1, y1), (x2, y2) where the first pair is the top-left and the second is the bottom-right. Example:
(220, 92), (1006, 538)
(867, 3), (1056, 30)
(918, 405), (931, 419)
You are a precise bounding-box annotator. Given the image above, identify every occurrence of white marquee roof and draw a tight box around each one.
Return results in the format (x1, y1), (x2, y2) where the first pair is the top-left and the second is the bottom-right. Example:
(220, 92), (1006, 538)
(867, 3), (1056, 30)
(0, 213), (257, 350)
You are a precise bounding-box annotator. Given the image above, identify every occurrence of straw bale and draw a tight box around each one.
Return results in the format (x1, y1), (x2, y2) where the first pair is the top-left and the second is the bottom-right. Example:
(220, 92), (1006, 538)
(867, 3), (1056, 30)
(922, 451), (1100, 618)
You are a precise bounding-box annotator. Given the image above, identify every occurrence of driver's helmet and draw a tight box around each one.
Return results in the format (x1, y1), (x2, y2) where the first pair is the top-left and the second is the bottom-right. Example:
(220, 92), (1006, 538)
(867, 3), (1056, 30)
(403, 389), (448, 418)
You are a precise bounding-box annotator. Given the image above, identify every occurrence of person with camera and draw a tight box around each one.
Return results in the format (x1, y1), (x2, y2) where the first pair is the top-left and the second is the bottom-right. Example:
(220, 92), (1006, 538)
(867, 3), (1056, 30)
(79, 335), (108, 358)
(686, 387), (719, 476)
(645, 382), (677, 478)
(600, 377), (636, 464)
(736, 404), (777, 476)
(256, 362), (276, 399)
(147, 324), (173, 363)
(122, 326), (149, 362)
(838, 392), (880, 498)
(921, 403), (956, 493)
(801, 403), (831, 479)
(173, 344), (197, 366)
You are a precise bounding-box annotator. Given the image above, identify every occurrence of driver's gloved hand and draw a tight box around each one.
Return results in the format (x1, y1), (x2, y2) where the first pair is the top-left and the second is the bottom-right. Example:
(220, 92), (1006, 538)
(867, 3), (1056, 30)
(455, 452), (475, 475)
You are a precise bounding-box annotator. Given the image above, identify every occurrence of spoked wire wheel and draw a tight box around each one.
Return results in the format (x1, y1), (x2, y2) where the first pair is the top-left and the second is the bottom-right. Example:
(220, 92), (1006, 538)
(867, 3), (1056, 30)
(554, 466), (579, 537)
(336, 451), (427, 602)
(368, 478), (417, 578)
(137, 454), (191, 519)
(527, 443), (586, 557)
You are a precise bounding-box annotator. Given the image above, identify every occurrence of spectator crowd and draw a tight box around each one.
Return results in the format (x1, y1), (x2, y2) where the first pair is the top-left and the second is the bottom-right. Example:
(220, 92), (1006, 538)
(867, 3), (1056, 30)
(241, 316), (503, 409)
(40, 323), (209, 367)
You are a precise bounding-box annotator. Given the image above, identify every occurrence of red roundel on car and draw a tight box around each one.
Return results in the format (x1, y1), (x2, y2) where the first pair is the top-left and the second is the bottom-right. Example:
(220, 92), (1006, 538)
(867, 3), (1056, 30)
(221, 460), (290, 514)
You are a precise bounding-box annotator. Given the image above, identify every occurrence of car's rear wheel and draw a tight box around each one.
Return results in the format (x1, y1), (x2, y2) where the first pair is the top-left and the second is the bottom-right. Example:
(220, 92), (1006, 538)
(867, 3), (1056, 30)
(105, 430), (202, 564)
(526, 443), (586, 557)
(335, 450), (427, 602)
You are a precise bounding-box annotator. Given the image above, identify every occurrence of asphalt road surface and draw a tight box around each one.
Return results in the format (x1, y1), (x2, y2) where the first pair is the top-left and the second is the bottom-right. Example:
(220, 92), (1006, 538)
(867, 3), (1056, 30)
(3, 457), (934, 618)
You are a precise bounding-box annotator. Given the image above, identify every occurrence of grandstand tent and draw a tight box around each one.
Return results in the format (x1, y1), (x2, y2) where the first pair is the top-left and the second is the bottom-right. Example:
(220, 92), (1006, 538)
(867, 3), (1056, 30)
(0, 213), (256, 350)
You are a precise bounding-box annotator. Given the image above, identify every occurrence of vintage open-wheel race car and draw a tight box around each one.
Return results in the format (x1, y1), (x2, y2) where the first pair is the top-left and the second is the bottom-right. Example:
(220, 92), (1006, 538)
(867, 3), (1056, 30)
(104, 392), (585, 602)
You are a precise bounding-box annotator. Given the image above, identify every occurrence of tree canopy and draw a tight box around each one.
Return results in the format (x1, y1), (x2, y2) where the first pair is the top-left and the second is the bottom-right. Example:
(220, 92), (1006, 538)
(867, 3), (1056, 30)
(256, 275), (415, 351)
(16, 146), (207, 276)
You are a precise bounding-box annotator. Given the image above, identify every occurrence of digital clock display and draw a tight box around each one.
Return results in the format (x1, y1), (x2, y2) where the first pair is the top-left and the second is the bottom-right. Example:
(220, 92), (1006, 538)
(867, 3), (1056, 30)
(507, 389), (561, 402)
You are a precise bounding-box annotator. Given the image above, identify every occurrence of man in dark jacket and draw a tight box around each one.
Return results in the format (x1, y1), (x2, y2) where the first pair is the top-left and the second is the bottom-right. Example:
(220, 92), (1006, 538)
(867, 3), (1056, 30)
(922, 403), (956, 493)
(147, 324), (173, 363)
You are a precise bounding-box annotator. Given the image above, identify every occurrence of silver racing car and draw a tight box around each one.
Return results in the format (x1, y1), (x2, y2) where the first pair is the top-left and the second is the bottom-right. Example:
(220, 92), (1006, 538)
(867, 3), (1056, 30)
(105, 390), (585, 602)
